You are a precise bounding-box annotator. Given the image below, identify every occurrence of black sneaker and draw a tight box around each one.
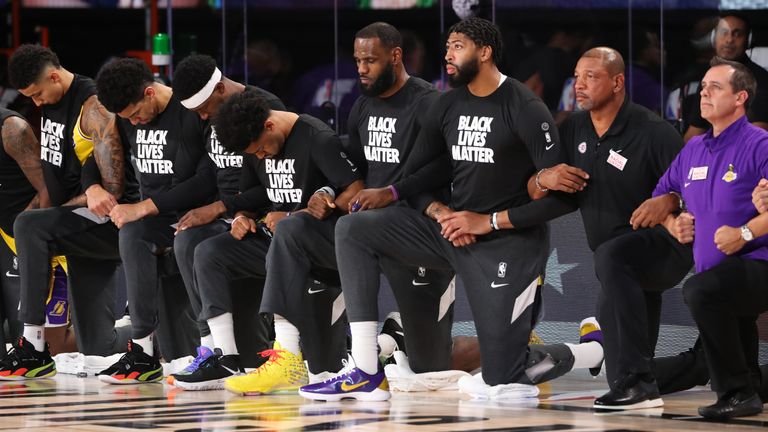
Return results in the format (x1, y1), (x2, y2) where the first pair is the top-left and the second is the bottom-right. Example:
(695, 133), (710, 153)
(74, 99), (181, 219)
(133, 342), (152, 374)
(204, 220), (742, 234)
(594, 373), (664, 410)
(97, 340), (163, 385)
(0, 337), (55, 381)
(379, 312), (405, 363)
(174, 349), (244, 391)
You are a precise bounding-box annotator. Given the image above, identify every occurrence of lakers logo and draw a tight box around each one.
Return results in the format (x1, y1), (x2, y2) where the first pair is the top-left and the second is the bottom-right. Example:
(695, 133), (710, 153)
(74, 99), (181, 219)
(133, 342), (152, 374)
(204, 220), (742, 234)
(722, 164), (738, 183)
(50, 300), (66, 317)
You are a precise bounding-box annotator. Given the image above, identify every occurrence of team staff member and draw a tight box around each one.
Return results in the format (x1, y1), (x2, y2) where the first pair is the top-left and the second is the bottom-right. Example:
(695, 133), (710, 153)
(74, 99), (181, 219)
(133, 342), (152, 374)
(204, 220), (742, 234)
(177, 89), (361, 394)
(654, 58), (768, 419)
(300, 18), (603, 402)
(168, 54), (285, 389)
(94, 58), (216, 384)
(680, 14), (768, 142)
(0, 108), (50, 361)
(0, 45), (136, 380)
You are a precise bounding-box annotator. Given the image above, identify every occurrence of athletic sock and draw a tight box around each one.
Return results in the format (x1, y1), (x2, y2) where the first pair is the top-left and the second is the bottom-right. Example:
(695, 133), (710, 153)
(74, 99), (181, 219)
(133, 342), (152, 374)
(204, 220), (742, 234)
(274, 315), (301, 355)
(23, 324), (45, 352)
(377, 333), (397, 358)
(134, 333), (154, 357)
(565, 341), (603, 369)
(208, 312), (238, 355)
(201, 334), (214, 350)
(350, 321), (379, 375)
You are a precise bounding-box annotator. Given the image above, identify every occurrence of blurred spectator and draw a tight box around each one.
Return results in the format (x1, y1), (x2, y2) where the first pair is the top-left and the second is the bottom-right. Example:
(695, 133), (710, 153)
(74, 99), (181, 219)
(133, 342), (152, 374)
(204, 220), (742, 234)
(625, 26), (666, 114)
(514, 28), (592, 111)
(291, 55), (359, 133)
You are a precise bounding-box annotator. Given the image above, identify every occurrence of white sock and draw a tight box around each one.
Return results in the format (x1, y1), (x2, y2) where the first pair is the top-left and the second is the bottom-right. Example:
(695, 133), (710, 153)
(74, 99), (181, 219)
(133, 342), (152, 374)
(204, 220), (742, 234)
(377, 333), (397, 358)
(274, 315), (300, 355)
(23, 324), (45, 352)
(134, 334), (154, 357)
(208, 312), (238, 355)
(565, 341), (603, 369)
(201, 334), (214, 350)
(351, 321), (379, 375)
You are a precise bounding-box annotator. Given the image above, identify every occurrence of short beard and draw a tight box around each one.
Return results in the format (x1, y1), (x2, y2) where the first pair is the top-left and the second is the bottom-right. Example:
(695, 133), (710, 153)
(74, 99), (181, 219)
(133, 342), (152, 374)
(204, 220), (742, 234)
(359, 62), (396, 97)
(447, 56), (480, 87)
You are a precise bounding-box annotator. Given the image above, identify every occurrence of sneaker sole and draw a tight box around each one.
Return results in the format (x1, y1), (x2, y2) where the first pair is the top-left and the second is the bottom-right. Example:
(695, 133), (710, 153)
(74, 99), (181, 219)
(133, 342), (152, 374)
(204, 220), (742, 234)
(175, 378), (228, 391)
(0, 370), (56, 381)
(224, 382), (305, 396)
(594, 398), (664, 410)
(298, 388), (391, 402)
(98, 375), (163, 385)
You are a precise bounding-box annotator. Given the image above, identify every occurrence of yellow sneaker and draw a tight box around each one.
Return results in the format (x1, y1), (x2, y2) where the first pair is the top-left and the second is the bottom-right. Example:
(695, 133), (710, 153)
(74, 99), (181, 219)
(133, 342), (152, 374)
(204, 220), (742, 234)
(224, 342), (308, 395)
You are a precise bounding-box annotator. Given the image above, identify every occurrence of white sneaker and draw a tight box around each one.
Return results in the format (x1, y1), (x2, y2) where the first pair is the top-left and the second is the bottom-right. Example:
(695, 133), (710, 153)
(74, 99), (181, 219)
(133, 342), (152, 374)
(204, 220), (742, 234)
(385, 351), (470, 392)
(163, 355), (195, 376)
(458, 372), (539, 400)
(308, 370), (336, 384)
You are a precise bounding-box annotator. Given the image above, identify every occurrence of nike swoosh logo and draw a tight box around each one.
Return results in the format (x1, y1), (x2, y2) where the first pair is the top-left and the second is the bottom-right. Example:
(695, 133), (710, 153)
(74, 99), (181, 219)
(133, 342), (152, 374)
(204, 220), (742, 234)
(610, 148), (623, 153)
(5, 271), (19, 278)
(490, 281), (509, 288)
(395, 331), (404, 337)
(340, 380), (369, 392)
(412, 280), (430, 286)
(545, 144), (555, 151)
(308, 288), (326, 294)
(684, 182), (691, 188)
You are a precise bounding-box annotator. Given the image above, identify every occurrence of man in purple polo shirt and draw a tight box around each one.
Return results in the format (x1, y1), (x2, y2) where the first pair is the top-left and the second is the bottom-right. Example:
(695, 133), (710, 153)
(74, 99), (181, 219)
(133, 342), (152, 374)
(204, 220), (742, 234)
(653, 57), (768, 419)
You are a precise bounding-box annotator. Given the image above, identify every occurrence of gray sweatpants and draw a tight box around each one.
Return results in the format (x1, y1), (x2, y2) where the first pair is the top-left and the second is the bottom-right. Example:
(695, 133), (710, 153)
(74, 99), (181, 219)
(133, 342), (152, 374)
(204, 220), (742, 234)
(175, 221), (273, 366)
(261, 212), (455, 374)
(336, 206), (575, 386)
(15, 207), (129, 356)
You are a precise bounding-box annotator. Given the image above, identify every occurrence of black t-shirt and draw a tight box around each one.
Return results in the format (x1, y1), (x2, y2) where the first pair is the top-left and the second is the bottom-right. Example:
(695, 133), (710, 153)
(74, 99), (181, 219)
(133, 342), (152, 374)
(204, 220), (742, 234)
(346, 77), (438, 190)
(118, 95), (215, 215)
(561, 98), (683, 250)
(241, 114), (360, 213)
(416, 77), (565, 214)
(686, 56), (768, 129)
(211, 85), (285, 210)
(0, 108), (36, 235)
(39, 74), (95, 205)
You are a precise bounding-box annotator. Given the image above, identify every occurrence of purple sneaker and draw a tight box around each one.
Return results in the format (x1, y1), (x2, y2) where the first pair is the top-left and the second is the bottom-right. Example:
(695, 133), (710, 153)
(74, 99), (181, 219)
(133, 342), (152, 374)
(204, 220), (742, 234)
(298, 360), (390, 401)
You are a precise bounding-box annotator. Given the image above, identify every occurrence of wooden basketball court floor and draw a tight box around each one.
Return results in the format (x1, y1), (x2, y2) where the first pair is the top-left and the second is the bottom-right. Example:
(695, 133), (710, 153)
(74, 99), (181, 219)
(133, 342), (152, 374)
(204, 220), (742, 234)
(1, 370), (766, 431)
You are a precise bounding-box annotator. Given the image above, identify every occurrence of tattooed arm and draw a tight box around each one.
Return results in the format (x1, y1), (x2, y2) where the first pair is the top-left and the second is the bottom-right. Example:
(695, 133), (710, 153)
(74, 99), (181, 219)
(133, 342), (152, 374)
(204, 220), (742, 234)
(79, 95), (124, 216)
(1, 116), (51, 209)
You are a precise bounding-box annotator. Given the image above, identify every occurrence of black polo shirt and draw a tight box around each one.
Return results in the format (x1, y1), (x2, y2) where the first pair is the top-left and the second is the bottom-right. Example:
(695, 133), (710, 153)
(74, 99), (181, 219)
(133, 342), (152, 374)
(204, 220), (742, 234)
(509, 97), (682, 251)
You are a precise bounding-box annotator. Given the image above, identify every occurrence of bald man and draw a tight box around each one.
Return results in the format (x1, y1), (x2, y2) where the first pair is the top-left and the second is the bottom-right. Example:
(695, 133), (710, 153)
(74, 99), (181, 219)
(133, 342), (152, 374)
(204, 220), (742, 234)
(504, 47), (690, 409)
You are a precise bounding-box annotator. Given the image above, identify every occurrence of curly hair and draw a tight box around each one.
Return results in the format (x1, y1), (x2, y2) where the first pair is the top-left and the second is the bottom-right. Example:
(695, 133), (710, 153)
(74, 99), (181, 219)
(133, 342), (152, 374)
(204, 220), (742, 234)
(172, 54), (218, 102)
(212, 88), (271, 152)
(355, 22), (402, 50)
(95, 58), (154, 113)
(8, 44), (61, 90)
(447, 17), (503, 65)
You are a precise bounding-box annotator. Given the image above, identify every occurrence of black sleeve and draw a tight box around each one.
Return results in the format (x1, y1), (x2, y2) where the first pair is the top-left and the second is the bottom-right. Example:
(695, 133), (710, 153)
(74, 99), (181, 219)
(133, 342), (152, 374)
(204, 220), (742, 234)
(152, 115), (217, 213)
(343, 97), (368, 179)
(310, 131), (361, 189)
(506, 192), (578, 228)
(393, 96), (452, 199)
(392, 92), (449, 199)
(514, 98), (567, 169)
(648, 120), (684, 180)
(220, 154), (270, 215)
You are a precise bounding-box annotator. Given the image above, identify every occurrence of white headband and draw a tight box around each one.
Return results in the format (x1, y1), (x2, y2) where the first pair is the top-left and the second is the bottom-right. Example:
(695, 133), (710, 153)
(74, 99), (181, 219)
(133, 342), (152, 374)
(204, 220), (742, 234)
(180, 67), (222, 109)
